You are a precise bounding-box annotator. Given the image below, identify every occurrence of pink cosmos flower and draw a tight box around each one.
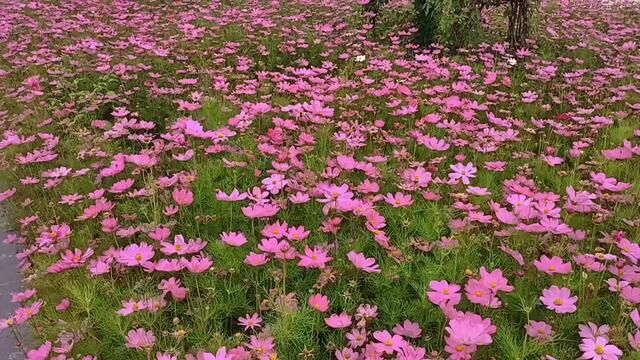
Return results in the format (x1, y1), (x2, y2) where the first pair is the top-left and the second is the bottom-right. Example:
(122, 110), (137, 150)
(347, 251), (381, 273)
(465, 279), (499, 308)
(216, 189), (247, 202)
(540, 286), (577, 314)
(172, 188), (194, 206)
(261, 221), (288, 239)
(484, 161), (507, 171)
(244, 252), (270, 267)
(526, 320), (553, 341)
(238, 313), (263, 331)
(533, 255), (572, 275)
(393, 320), (422, 339)
(285, 226), (310, 241)
(241, 203), (280, 219)
(373, 330), (406, 355)
(117, 299), (147, 316)
(197, 348), (233, 360)
(180, 256), (213, 273)
(298, 246), (332, 269)
(11, 289), (37, 303)
(629, 330), (640, 351)
(125, 328), (156, 349)
(479, 267), (514, 293)
(449, 162), (477, 185)
(579, 322), (610, 340)
(325, 313), (352, 329)
(56, 298), (70, 312)
(160, 235), (206, 255)
(117, 242), (155, 267)
(220, 232), (248, 247)
(159, 277), (188, 301)
(579, 337), (622, 360)
(427, 280), (461, 307)
(109, 178), (135, 194)
(308, 294), (330, 312)
(27, 341), (51, 360)
(445, 312), (495, 358)
(289, 192), (310, 204)
(383, 192), (414, 208)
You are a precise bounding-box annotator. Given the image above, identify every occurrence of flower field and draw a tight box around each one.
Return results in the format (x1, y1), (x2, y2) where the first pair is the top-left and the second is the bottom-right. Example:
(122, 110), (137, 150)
(1, 0), (640, 359)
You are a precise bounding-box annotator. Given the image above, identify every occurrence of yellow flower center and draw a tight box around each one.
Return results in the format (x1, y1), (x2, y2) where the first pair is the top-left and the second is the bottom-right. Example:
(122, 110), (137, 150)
(553, 298), (564, 306)
(595, 345), (604, 355)
(135, 254), (142, 261)
(384, 339), (393, 346)
(455, 344), (465, 352)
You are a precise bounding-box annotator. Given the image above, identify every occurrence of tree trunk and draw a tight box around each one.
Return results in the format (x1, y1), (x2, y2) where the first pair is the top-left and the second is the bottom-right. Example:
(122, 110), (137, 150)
(364, 0), (388, 27)
(508, 0), (529, 47)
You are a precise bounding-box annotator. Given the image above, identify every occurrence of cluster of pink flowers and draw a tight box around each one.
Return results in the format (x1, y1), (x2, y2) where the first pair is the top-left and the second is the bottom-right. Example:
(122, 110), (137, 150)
(0, 0), (640, 358)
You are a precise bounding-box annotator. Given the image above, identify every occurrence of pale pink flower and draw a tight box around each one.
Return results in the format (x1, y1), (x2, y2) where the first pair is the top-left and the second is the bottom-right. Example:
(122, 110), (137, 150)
(540, 286), (577, 314)
(325, 313), (352, 329)
(125, 328), (156, 349)
(347, 251), (381, 273)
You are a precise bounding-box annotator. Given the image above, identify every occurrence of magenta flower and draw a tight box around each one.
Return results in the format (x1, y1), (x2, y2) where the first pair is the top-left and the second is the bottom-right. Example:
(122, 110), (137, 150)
(26, 341), (51, 360)
(383, 192), (414, 208)
(540, 286), (577, 314)
(180, 255), (213, 273)
(308, 294), (330, 312)
(579, 337), (622, 360)
(220, 231), (248, 247)
(533, 255), (572, 275)
(346, 251), (381, 273)
(449, 162), (477, 185)
(244, 252), (269, 267)
(238, 313), (263, 331)
(297, 246), (332, 269)
(427, 280), (461, 307)
(196, 347), (233, 360)
(158, 277), (188, 301)
(117, 242), (155, 267)
(172, 187), (194, 206)
(373, 330), (406, 354)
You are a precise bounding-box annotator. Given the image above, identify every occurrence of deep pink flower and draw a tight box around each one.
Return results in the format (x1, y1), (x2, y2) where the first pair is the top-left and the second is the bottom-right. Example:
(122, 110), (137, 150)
(117, 242), (155, 267)
(172, 187), (194, 206)
(533, 255), (572, 275)
(297, 246), (332, 269)
(220, 232), (248, 247)
(308, 294), (330, 312)
(347, 251), (380, 273)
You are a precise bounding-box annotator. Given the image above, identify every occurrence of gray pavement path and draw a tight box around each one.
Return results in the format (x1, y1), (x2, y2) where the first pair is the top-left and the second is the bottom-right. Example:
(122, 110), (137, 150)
(0, 208), (28, 360)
